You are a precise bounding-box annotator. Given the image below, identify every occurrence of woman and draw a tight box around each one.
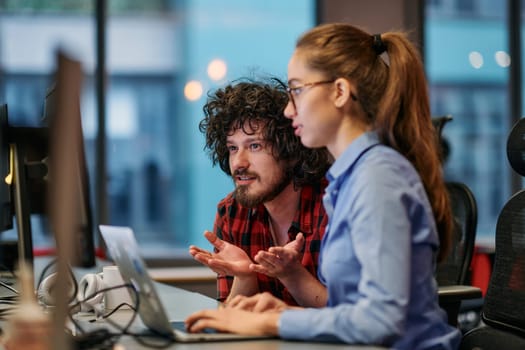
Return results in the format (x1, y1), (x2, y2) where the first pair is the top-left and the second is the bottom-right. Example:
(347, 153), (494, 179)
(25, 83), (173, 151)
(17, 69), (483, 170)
(185, 23), (461, 350)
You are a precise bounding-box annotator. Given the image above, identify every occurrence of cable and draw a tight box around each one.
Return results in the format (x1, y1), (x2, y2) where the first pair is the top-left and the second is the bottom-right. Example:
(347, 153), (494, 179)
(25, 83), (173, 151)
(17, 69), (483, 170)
(70, 282), (175, 348)
(0, 280), (18, 295)
(36, 258), (58, 290)
(67, 328), (118, 350)
(68, 283), (139, 345)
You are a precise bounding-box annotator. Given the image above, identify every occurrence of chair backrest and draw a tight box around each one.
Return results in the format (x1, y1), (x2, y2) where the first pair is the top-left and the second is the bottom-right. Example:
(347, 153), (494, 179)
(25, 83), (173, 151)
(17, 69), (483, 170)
(481, 189), (525, 336)
(431, 115), (478, 286)
(432, 115), (453, 163)
(436, 181), (478, 285)
(460, 118), (525, 349)
(432, 115), (453, 138)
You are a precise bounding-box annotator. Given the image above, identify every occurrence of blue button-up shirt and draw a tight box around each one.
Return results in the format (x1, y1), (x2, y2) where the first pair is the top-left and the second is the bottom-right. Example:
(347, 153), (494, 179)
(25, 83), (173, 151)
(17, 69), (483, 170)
(279, 132), (460, 350)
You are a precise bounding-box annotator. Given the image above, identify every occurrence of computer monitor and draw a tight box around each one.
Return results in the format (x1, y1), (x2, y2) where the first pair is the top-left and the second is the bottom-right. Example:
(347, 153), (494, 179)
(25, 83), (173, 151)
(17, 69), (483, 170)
(46, 50), (96, 268)
(0, 104), (12, 233)
(0, 51), (95, 270)
(0, 104), (16, 272)
(0, 104), (49, 270)
(46, 50), (94, 348)
(6, 124), (48, 269)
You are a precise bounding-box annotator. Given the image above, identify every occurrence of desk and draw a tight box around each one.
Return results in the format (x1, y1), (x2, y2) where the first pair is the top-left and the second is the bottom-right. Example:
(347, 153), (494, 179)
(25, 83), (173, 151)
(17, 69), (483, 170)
(1, 259), (386, 349)
(149, 266), (217, 298)
(72, 282), (385, 350)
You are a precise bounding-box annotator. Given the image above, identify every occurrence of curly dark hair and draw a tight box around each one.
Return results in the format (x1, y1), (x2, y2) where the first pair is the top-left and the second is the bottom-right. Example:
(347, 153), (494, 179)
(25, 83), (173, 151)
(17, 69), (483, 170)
(199, 77), (331, 188)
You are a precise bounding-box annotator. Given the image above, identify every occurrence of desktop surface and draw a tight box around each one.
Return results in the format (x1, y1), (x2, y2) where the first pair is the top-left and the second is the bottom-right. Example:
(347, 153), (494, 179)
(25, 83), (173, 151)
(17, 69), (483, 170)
(70, 282), (386, 349)
(1, 259), (387, 349)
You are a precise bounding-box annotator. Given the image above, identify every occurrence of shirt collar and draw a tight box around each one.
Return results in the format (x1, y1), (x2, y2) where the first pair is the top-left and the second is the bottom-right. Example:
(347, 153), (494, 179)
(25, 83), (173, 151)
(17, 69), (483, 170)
(248, 183), (323, 238)
(327, 131), (381, 182)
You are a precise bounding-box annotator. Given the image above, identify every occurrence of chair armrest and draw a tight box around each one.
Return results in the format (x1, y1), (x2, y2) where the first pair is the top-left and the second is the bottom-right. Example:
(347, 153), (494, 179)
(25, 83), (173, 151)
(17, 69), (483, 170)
(438, 285), (482, 302)
(438, 285), (483, 326)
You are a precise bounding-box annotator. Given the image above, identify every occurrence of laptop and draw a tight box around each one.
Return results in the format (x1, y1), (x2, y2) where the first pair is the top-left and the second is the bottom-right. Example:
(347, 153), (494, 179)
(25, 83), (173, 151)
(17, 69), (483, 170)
(98, 224), (273, 342)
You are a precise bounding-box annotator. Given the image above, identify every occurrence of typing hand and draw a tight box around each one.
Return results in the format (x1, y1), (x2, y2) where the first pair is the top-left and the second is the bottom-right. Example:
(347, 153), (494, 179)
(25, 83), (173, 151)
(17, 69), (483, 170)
(189, 230), (253, 277)
(250, 232), (305, 278)
(226, 292), (289, 313)
(185, 307), (280, 336)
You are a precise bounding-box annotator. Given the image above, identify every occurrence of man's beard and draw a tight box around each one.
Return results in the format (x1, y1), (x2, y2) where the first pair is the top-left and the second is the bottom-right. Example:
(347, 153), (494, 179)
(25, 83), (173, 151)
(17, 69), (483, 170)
(233, 169), (292, 208)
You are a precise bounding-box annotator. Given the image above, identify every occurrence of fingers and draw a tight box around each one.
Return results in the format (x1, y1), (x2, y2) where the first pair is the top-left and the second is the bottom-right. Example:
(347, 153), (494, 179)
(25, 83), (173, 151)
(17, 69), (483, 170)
(254, 251), (280, 268)
(192, 252), (212, 266)
(185, 310), (222, 333)
(249, 262), (269, 275)
(189, 248), (228, 274)
(189, 245), (211, 257)
(226, 294), (259, 311)
(226, 293), (283, 313)
(204, 230), (226, 251)
(268, 246), (300, 263)
(206, 258), (231, 274)
(295, 232), (305, 248)
(283, 232), (305, 252)
(252, 293), (280, 313)
(189, 246), (213, 266)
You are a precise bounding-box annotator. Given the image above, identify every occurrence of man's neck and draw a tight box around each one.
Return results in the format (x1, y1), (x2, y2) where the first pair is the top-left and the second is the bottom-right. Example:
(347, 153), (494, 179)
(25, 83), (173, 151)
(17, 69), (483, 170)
(264, 182), (301, 246)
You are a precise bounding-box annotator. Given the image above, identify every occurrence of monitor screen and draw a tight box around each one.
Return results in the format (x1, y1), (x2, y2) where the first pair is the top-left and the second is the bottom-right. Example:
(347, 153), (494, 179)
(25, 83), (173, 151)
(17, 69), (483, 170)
(47, 50), (95, 268)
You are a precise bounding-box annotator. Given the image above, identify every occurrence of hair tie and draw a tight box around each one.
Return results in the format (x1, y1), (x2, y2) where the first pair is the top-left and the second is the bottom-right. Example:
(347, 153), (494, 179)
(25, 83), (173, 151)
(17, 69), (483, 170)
(372, 34), (387, 55)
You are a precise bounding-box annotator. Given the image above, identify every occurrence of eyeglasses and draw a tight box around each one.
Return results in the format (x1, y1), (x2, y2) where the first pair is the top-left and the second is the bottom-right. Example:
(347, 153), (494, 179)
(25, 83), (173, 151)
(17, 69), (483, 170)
(286, 79), (357, 110)
(286, 80), (335, 110)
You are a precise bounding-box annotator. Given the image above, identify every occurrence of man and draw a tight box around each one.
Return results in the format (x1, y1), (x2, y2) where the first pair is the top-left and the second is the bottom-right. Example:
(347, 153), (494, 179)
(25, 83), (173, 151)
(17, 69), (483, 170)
(189, 78), (331, 307)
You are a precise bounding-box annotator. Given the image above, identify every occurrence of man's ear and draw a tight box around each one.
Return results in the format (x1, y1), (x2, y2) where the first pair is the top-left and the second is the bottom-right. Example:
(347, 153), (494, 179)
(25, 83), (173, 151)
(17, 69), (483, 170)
(333, 78), (357, 108)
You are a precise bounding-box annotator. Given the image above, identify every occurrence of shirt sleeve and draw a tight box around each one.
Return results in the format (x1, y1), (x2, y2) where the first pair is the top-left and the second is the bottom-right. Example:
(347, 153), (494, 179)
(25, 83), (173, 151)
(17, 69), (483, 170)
(279, 159), (423, 345)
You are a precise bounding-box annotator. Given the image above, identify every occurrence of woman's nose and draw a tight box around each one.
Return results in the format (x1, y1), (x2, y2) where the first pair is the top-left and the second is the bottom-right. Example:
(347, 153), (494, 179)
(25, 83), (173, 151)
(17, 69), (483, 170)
(284, 99), (295, 119)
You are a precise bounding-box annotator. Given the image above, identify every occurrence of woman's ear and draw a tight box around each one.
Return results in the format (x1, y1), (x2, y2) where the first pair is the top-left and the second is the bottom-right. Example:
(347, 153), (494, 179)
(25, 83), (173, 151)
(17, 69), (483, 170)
(333, 78), (357, 108)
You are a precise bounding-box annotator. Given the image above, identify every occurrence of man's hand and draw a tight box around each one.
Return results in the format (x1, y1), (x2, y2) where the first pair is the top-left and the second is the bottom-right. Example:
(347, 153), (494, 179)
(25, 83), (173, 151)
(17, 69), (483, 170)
(189, 230), (253, 277)
(250, 232), (305, 278)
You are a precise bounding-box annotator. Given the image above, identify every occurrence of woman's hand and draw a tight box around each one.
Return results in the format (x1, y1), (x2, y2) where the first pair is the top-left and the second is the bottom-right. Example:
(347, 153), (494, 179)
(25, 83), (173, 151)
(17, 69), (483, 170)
(185, 307), (280, 336)
(226, 292), (290, 313)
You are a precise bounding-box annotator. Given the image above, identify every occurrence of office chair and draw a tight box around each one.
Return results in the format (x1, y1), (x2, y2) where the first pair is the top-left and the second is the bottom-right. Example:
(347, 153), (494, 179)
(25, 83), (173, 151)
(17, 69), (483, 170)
(459, 117), (525, 349)
(432, 115), (453, 162)
(459, 189), (525, 349)
(432, 115), (453, 139)
(431, 115), (482, 328)
(437, 182), (482, 327)
(437, 182), (477, 286)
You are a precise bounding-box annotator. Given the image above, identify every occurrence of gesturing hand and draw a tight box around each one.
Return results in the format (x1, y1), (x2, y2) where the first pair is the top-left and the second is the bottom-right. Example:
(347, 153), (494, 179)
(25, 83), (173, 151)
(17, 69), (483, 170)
(250, 232), (305, 278)
(189, 230), (253, 277)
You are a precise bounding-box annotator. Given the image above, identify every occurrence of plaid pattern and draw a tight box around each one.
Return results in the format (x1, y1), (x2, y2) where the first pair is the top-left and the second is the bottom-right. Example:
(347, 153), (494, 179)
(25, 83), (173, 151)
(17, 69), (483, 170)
(214, 179), (327, 305)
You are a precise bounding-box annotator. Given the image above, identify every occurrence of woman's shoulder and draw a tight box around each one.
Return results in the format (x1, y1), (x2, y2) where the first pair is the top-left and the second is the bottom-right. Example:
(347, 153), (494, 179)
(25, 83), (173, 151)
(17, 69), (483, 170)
(351, 145), (422, 192)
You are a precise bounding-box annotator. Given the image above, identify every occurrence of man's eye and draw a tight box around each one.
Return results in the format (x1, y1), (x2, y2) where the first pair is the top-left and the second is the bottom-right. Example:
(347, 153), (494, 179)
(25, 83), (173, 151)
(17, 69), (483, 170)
(227, 146), (237, 153)
(249, 143), (261, 151)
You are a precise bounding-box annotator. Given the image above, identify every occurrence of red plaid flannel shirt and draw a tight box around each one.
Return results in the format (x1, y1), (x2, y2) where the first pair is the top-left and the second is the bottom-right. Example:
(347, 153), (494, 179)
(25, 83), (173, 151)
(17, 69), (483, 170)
(213, 179), (327, 305)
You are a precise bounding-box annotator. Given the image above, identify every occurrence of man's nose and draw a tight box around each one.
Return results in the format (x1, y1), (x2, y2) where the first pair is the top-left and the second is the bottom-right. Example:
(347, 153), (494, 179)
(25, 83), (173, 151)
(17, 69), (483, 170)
(230, 148), (249, 172)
